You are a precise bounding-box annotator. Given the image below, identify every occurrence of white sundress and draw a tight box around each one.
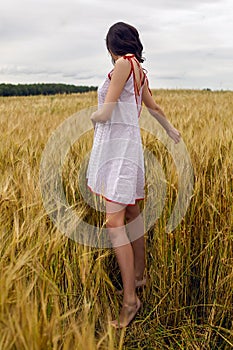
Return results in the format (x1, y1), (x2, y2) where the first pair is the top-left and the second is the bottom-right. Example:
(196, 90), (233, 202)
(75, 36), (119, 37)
(86, 54), (149, 206)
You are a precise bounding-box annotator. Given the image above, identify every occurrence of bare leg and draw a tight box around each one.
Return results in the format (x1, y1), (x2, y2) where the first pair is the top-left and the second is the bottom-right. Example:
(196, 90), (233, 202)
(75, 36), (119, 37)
(125, 202), (146, 280)
(105, 200), (140, 327)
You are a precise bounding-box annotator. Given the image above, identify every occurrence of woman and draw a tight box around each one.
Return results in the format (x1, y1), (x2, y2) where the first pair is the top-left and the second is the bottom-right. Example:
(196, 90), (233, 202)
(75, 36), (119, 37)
(87, 22), (181, 328)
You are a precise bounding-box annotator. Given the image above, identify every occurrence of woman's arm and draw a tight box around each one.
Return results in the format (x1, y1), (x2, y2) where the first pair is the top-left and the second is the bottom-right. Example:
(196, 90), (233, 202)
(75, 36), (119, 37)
(142, 82), (181, 144)
(90, 57), (131, 123)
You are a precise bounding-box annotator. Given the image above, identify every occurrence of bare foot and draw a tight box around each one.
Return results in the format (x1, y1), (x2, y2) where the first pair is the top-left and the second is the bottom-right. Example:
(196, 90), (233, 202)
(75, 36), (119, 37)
(109, 296), (141, 328)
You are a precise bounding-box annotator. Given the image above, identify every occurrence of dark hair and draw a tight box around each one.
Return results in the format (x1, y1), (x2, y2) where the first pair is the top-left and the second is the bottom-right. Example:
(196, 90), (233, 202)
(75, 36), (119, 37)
(106, 22), (144, 63)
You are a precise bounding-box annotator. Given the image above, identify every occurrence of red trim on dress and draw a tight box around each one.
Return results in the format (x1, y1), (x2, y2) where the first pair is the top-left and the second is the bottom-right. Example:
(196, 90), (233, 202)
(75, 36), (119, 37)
(86, 178), (144, 206)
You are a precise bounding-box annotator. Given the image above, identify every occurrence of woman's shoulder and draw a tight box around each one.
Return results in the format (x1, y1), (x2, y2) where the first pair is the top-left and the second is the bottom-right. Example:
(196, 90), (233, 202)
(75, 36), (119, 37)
(108, 57), (132, 80)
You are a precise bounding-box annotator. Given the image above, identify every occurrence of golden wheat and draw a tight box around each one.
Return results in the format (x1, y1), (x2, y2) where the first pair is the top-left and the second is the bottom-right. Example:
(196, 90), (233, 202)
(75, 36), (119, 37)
(0, 90), (232, 349)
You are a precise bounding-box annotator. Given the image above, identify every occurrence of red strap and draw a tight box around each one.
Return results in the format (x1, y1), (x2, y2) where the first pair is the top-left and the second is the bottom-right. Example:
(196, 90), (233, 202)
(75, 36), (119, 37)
(108, 64), (133, 81)
(108, 55), (134, 81)
(123, 55), (145, 104)
(108, 55), (150, 103)
(108, 69), (114, 80)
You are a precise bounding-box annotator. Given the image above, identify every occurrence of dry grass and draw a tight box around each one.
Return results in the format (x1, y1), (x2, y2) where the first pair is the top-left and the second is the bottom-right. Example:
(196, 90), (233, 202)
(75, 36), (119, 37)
(0, 89), (232, 349)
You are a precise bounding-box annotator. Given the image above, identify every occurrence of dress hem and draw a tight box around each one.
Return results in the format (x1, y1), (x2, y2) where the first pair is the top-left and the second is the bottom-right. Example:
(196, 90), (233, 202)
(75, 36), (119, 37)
(86, 179), (144, 206)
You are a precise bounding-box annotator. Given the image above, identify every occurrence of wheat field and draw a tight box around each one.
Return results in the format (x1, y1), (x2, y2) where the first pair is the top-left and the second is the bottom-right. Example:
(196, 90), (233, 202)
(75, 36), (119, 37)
(0, 90), (232, 349)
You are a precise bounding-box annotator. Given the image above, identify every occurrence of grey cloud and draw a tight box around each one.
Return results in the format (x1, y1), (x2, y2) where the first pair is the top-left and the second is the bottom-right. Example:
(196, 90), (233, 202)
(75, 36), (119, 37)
(97, 0), (221, 10)
(157, 76), (183, 80)
(0, 65), (61, 76)
(145, 45), (233, 89)
(0, 63), (103, 84)
(0, 0), (232, 90)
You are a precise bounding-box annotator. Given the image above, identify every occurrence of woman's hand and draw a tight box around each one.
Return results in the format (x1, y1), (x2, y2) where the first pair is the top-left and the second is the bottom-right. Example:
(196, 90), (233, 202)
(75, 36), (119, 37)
(90, 110), (101, 122)
(166, 126), (181, 144)
(90, 104), (115, 123)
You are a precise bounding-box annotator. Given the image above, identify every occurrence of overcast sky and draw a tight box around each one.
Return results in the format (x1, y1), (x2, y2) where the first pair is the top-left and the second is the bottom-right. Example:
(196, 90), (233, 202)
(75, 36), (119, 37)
(1, 0), (232, 90)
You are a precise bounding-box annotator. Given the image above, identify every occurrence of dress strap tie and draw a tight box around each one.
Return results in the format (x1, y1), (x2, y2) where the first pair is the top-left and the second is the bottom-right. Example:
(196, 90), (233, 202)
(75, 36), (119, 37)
(108, 54), (151, 102)
(123, 54), (146, 104)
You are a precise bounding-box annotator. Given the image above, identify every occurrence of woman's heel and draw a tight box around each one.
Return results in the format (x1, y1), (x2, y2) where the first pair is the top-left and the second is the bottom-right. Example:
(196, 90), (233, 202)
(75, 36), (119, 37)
(116, 275), (147, 295)
(135, 276), (147, 288)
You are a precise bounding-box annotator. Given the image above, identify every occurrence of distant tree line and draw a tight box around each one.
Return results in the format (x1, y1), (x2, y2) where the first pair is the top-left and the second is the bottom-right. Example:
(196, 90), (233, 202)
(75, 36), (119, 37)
(0, 83), (98, 96)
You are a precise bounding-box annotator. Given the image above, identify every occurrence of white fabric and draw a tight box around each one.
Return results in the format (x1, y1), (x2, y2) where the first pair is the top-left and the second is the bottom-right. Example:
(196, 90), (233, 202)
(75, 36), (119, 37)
(86, 69), (146, 205)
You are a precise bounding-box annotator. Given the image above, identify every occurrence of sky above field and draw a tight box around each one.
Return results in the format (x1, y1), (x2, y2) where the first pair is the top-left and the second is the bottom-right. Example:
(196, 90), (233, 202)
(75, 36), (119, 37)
(1, 0), (232, 90)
